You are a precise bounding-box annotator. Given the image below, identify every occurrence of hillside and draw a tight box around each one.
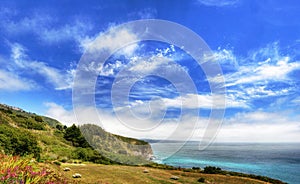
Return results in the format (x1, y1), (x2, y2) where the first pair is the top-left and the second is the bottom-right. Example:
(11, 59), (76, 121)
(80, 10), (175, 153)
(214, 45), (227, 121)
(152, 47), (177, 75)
(80, 124), (152, 164)
(0, 103), (152, 164)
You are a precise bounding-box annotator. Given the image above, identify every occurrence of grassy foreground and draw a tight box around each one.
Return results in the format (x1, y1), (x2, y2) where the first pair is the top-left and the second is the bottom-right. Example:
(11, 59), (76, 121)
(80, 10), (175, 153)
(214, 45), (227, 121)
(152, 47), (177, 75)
(55, 163), (269, 184)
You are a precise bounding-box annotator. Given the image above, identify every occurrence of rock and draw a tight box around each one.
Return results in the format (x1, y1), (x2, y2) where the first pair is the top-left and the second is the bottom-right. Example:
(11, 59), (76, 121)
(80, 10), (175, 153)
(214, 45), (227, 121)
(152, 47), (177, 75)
(72, 173), (82, 178)
(170, 175), (179, 180)
(149, 155), (156, 160)
(143, 169), (149, 173)
(63, 167), (71, 171)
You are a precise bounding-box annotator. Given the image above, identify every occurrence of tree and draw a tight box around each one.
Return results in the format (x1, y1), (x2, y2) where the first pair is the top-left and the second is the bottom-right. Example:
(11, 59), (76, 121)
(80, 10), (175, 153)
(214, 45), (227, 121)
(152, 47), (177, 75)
(34, 116), (43, 122)
(64, 124), (90, 148)
(56, 124), (63, 131)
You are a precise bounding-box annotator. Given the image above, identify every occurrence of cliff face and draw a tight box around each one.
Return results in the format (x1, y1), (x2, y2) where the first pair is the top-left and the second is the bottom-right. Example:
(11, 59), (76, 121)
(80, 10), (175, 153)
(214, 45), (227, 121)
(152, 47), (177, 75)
(80, 124), (153, 165)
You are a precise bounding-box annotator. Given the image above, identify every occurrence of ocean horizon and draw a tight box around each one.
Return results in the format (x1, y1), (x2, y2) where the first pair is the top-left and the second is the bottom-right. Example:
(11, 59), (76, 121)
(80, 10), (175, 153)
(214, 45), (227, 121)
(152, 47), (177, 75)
(150, 142), (300, 184)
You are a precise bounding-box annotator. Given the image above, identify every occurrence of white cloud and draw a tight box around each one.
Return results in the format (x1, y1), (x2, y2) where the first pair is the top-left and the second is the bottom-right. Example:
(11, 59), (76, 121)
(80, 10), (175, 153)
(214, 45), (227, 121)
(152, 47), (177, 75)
(80, 25), (138, 54)
(40, 20), (93, 44)
(10, 43), (74, 90)
(0, 69), (36, 91)
(44, 102), (205, 141)
(44, 102), (77, 126)
(0, 11), (93, 45)
(128, 54), (172, 73)
(44, 103), (300, 143)
(205, 48), (238, 68)
(225, 56), (300, 87)
(161, 93), (247, 109)
(205, 43), (300, 109)
(214, 111), (300, 142)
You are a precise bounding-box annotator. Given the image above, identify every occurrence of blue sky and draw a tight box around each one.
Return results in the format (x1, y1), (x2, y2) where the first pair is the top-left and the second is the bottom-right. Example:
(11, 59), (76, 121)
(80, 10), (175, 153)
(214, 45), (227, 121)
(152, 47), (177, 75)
(0, 0), (300, 142)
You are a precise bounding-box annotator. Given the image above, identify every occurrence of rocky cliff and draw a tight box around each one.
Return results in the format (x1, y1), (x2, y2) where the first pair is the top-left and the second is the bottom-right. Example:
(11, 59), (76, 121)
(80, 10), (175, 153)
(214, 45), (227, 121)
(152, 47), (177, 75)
(80, 124), (153, 165)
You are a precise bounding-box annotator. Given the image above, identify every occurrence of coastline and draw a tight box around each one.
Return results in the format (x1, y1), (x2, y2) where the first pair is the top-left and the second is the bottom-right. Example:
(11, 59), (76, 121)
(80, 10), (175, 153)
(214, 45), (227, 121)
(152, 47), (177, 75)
(149, 142), (300, 184)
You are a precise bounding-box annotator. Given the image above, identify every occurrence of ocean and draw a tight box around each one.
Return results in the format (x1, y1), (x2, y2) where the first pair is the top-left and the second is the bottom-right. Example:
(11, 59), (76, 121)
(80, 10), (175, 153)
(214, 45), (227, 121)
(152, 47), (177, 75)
(150, 142), (300, 184)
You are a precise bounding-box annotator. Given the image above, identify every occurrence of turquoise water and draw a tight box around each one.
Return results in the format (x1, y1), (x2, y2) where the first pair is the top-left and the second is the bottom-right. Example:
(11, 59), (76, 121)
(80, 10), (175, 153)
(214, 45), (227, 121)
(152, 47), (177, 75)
(151, 142), (300, 184)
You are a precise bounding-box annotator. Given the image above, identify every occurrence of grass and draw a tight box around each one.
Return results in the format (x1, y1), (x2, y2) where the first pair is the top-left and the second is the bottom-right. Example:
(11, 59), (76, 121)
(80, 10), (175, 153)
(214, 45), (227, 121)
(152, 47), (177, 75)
(55, 163), (269, 184)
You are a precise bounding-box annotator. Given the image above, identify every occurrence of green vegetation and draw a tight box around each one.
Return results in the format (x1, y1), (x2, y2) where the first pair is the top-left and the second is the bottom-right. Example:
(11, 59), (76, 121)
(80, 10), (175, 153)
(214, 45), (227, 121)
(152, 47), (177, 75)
(0, 124), (41, 159)
(0, 104), (140, 165)
(203, 166), (286, 184)
(64, 124), (90, 148)
(198, 177), (205, 183)
(80, 124), (153, 165)
(203, 166), (222, 174)
(0, 154), (68, 183)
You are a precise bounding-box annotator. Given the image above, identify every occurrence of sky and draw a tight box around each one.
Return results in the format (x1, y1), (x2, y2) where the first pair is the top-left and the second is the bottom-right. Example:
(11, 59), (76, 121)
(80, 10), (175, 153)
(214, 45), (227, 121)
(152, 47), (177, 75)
(0, 0), (300, 142)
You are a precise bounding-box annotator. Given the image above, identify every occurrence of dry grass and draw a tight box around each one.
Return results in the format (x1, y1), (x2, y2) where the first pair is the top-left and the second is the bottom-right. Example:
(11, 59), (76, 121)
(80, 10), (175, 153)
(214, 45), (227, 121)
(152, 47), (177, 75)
(55, 163), (270, 184)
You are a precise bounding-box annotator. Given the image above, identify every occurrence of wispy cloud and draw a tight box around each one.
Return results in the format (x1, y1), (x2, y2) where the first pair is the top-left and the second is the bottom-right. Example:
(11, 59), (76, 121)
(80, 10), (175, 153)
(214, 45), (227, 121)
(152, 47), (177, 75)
(123, 93), (246, 112)
(0, 10), (93, 45)
(79, 25), (138, 54)
(225, 56), (300, 87)
(9, 43), (74, 90)
(0, 69), (36, 91)
(207, 43), (300, 109)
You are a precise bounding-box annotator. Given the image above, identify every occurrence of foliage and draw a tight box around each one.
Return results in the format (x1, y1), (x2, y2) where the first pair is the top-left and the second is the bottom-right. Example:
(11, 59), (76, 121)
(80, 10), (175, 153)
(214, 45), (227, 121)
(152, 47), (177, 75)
(203, 166), (222, 174)
(145, 163), (177, 170)
(113, 134), (148, 145)
(64, 124), (90, 148)
(34, 116), (43, 122)
(80, 124), (152, 165)
(0, 154), (67, 184)
(0, 124), (41, 159)
(198, 177), (205, 182)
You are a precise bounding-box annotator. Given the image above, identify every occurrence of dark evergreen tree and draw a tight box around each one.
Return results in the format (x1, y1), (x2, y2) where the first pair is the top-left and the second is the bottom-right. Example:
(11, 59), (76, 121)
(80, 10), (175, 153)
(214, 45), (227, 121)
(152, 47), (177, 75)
(64, 124), (90, 148)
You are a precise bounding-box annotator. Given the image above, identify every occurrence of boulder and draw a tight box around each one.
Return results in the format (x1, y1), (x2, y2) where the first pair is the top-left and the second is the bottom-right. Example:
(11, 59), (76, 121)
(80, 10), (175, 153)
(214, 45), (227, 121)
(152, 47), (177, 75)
(72, 173), (82, 178)
(170, 175), (179, 180)
(63, 167), (71, 171)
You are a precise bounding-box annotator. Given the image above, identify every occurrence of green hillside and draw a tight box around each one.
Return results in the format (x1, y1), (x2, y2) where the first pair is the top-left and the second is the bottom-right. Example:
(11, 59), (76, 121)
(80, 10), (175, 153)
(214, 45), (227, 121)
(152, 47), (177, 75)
(0, 103), (151, 165)
(80, 124), (152, 165)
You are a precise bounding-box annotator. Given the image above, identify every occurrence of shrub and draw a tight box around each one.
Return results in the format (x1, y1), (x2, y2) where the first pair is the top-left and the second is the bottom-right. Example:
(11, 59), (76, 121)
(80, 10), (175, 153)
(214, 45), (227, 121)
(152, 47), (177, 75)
(60, 158), (68, 163)
(53, 161), (61, 166)
(34, 116), (43, 122)
(203, 166), (222, 174)
(198, 177), (205, 182)
(0, 124), (41, 159)
(0, 154), (67, 183)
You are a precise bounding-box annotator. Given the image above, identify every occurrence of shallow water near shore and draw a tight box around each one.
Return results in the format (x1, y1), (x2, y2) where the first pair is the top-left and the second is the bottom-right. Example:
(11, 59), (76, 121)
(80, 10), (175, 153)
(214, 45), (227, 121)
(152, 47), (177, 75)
(151, 142), (300, 184)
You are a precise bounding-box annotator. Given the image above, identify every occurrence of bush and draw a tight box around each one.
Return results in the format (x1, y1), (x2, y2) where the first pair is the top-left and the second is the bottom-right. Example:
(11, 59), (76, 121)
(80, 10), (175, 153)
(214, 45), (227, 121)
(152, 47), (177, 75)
(0, 154), (68, 183)
(53, 161), (61, 166)
(198, 177), (205, 182)
(203, 166), (222, 174)
(0, 124), (41, 159)
(60, 158), (68, 163)
(34, 116), (43, 122)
